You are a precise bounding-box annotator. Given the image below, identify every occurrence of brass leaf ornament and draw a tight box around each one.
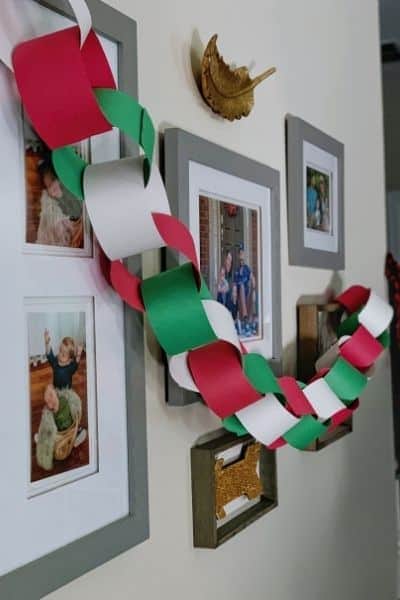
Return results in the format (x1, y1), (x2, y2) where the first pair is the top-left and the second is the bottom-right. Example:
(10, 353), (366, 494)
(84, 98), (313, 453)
(200, 34), (276, 121)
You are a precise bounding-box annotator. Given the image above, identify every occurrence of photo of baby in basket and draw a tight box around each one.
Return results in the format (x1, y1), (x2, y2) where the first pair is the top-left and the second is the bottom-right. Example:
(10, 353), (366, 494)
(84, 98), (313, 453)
(23, 112), (92, 256)
(26, 298), (97, 497)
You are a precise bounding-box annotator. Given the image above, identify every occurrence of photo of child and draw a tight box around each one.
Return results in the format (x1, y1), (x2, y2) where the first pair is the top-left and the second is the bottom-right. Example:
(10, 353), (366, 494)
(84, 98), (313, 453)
(24, 112), (91, 255)
(199, 195), (261, 340)
(306, 166), (332, 234)
(27, 300), (97, 495)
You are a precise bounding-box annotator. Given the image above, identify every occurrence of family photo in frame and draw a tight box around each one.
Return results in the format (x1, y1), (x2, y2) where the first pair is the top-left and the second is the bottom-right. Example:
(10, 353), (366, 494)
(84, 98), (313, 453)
(199, 195), (261, 340)
(286, 115), (344, 270)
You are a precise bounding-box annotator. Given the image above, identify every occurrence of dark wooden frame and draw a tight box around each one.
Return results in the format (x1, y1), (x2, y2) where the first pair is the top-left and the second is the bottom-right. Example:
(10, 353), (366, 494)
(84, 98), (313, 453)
(0, 2), (149, 598)
(297, 299), (352, 451)
(191, 432), (278, 548)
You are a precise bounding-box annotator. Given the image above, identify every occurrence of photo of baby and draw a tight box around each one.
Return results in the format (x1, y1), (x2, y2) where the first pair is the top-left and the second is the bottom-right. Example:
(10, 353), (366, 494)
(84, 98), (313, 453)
(27, 299), (97, 496)
(23, 113), (91, 255)
(199, 195), (261, 340)
(306, 166), (332, 234)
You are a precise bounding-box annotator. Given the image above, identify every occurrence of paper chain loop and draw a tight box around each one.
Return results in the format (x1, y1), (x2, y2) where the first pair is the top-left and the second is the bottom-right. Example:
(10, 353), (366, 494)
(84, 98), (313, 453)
(9, 7), (394, 450)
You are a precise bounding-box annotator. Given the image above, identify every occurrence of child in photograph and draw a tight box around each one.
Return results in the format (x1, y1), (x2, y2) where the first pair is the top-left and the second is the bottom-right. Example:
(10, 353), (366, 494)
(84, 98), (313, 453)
(318, 175), (330, 232)
(36, 161), (82, 247)
(217, 267), (230, 305)
(35, 330), (87, 471)
(35, 386), (85, 471)
(44, 328), (82, 390)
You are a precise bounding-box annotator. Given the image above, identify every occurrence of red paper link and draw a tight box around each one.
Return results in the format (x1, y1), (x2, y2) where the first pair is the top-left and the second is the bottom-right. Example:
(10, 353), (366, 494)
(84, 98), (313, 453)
(152, 213), (199, 270)
(336, 285), (369, 314)
(329, 400), (359, 430)
(12, 27), (115, 149)
(267, 437), (287, 450)
(187, 340), (261, 418)
(339, 325), (382, 370)
(110, 261), (144, 312)
(278, 376), (314, 416)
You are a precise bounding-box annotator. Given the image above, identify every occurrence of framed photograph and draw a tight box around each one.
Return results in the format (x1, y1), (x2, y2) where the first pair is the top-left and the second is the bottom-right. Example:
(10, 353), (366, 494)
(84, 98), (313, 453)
(24, 116), (92, 257)
(297, 298), (352, 451)
(164, 128), (282, 406)
(286, 115), (344, 269)
(0, 2), (148, 598)
(191, 431), (278, 548)
(26, 296), (97, 498)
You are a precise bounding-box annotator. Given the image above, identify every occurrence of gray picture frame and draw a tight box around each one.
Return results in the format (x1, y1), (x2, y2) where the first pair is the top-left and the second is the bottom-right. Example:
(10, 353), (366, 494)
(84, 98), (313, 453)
(286, 115), (345, 270)
(164, 128), (282, 406)
(0, 2), (149, 598)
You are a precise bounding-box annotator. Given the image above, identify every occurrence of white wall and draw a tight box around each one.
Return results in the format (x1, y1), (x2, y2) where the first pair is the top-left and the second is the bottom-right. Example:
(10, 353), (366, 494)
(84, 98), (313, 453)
(47, 1), (397, 598)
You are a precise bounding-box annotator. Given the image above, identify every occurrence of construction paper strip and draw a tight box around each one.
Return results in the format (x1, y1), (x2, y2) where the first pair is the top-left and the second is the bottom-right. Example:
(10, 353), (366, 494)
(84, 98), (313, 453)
(223, 415), (249, 437)
(339, 325), (383, 370)
(110, 261), (144, 312)
(330, 403), (357, 428)
(358, 291), (394, 338)
(12, 27), (115, 149)
(236, 394), (299, 447)
(303, 378), (346, 420)
(142, 263), (217, 356)
(52, 147), (86, 201)
(336, 285), (369, 313)
(283, 415), (327, 450)
(337, 311), (361, 337)
(84, 157), (170, 260)
(324, 357), (367, 402)
(169, 299), (241, 392)
(243, 353), (282, 395)
(152, 213), (200, 270)
(95, 88), (155, 178)
(0, 0), (92, 70)
(315, 336), (350, 371)
(70, 0), (92, 47)
(278, 376), (314, 416)
(188, 340), (261, 418)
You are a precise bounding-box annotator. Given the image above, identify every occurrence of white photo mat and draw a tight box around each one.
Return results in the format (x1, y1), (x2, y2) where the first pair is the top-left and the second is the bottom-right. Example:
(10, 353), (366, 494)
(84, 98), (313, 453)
(0, 2), (129, 577)
(189, 160), (273, 358)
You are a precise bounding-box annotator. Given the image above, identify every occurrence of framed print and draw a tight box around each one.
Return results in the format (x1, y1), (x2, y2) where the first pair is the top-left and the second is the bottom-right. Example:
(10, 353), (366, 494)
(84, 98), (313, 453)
(286, 115), (345, 269)
(0, 2), (148, 598)
(26, 296), (98, 498)
(24, 116), (92, 257)
(191, 431), (278, 548)
(164, 128), (282, 406)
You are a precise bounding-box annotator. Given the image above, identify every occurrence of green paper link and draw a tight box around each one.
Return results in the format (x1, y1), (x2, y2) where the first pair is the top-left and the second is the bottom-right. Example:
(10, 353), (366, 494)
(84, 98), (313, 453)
(324, 357), (367, 403)
(337, 309), (361, 338)
(243, 353), (282, 396)
(52, 88), (156, 198)
(379, 329), (390, 348)
(283, 415), (327, 450)
(223, 415), (248, 437)
(141, 262), (217, 356)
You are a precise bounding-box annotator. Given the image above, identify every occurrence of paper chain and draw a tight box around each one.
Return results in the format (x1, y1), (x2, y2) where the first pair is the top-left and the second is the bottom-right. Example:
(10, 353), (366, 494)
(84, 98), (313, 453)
(7, 2), (394, 450)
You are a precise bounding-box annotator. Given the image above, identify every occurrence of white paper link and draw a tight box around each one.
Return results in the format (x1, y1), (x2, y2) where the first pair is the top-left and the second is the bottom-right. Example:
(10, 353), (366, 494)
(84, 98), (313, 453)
(236, 394), (299, 446)
(358, 291), (394, 338)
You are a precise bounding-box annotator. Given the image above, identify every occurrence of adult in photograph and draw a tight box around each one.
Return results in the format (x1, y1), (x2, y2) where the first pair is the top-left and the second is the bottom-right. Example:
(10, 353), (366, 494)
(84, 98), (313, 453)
(318, 175), (330, 232)
(306, 170), (318, 228)
(234, 246), (254, 336)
